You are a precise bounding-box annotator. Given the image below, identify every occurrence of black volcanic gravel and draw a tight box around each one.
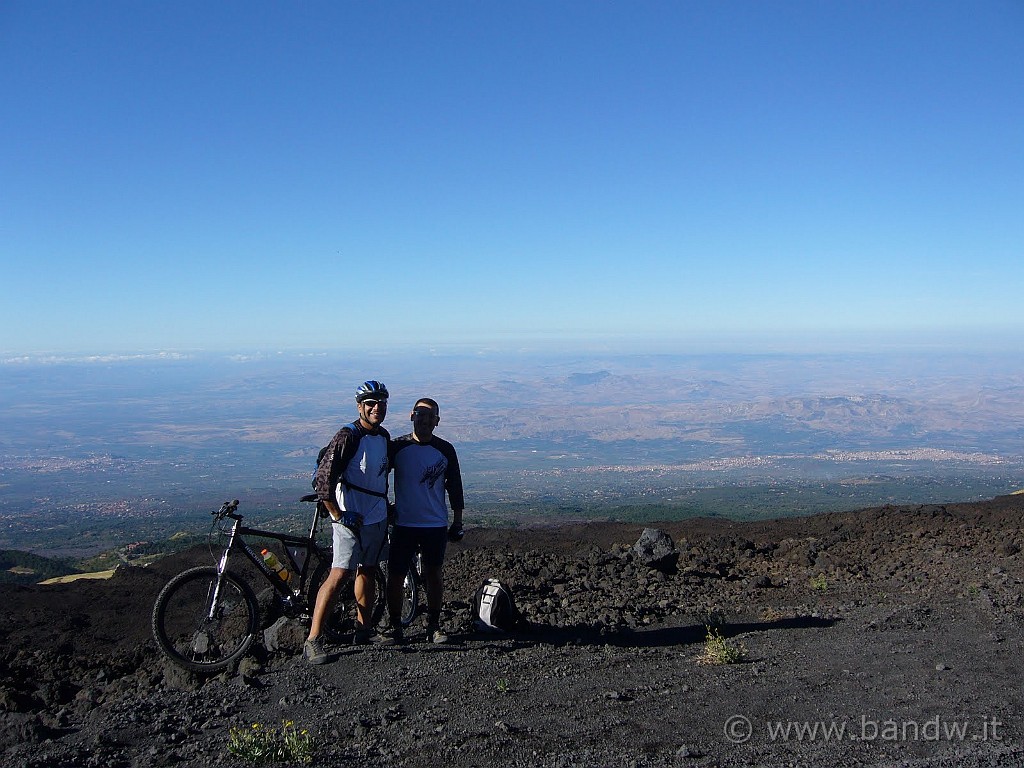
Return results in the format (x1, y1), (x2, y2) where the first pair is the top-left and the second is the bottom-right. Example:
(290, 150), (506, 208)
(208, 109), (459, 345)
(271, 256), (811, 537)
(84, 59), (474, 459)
(2, 495), (1023, 767)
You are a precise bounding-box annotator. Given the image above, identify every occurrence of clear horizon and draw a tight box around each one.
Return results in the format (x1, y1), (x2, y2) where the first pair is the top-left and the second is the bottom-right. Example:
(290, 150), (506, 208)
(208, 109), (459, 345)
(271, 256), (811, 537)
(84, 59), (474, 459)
(2, 2), (1022, 355)
(3, 326), (1024, 364)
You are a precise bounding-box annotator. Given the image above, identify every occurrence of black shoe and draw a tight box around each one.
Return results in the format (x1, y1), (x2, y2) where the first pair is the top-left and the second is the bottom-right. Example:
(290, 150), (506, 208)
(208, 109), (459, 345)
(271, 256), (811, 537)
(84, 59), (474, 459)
(352, 623), (373, 645)
(377, 625), (405, 646)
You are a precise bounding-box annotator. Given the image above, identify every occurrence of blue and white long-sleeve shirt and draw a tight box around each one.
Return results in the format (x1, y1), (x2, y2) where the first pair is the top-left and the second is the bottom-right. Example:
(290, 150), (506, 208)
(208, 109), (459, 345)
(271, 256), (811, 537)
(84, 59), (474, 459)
(390, 434), (464, 527)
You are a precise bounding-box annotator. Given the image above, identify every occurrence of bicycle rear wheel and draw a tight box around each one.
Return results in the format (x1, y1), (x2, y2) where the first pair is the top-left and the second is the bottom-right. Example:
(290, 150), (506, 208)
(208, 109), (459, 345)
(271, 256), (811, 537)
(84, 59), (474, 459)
(152, 566), (259, 673)
(305, 557), (358, 635)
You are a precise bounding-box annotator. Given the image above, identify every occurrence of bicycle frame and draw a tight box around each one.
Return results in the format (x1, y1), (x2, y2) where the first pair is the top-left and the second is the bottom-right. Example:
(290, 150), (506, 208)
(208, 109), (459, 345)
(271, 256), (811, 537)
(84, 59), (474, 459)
(200, 498), (415, 629)
(210, 499), (326, 617)
(153, 497), (417, 673)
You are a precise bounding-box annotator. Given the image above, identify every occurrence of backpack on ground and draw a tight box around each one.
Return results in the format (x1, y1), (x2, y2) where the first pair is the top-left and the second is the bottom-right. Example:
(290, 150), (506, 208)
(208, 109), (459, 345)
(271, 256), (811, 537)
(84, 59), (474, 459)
(473, 578), (522, 633)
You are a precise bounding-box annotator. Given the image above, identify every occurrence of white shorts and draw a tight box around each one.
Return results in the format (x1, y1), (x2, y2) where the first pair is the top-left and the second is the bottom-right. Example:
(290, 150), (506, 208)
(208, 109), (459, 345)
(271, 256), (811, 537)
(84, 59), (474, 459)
(331, 518), (388, 571)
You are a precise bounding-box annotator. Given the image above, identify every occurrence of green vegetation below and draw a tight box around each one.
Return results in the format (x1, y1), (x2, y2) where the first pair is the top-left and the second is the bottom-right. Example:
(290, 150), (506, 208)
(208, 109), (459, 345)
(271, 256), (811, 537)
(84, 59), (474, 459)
(0, 549), (81, 584)
(75, 532), (209, 573)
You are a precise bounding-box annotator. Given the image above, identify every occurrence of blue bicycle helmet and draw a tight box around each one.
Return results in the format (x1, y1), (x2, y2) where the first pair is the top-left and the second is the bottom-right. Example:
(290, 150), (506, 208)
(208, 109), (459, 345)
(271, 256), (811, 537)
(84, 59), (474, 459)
(355, 380), (389, 403)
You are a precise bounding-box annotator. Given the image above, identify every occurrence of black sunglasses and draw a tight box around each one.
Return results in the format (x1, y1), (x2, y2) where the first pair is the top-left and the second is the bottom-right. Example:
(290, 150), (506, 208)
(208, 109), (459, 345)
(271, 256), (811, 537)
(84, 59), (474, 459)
(361, 399), (387, 408)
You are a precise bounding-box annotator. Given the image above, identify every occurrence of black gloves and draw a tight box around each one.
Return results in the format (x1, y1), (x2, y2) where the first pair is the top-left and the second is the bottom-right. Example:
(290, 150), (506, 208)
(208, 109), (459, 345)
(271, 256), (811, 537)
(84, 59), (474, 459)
(447, 522), (465, 543)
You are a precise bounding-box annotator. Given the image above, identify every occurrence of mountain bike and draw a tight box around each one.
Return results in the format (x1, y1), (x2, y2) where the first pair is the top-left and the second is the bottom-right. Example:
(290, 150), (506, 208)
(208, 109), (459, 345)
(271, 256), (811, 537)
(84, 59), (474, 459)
(151, 496), (418, 673)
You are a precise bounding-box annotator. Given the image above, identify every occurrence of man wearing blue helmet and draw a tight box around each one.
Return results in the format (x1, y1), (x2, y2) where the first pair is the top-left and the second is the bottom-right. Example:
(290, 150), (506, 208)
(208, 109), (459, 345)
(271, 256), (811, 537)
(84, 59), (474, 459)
(304, 380), (391, 663)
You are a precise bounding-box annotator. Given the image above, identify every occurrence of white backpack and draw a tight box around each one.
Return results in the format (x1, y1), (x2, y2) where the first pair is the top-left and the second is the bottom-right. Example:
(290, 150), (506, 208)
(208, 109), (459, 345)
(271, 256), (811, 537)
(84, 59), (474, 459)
(473, 578), (522, 633)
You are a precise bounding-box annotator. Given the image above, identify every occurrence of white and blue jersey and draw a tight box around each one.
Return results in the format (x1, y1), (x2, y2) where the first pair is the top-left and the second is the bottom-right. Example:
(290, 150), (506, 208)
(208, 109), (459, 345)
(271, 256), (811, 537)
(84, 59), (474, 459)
(314, 422), (391, 526)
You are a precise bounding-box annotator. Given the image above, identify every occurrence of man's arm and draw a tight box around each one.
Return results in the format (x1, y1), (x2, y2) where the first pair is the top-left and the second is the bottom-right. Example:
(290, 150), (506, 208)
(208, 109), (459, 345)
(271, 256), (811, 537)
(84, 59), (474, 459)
(314, 429), (351, 521)
(322, 497), (343, 522)
(444, 441), (465, 537)
(443, 443), (465, 513)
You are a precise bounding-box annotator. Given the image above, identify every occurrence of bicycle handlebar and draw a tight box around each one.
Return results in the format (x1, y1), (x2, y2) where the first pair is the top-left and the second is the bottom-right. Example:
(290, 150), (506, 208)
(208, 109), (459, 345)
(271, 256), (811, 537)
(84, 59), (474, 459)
(213, 499), (240, 519)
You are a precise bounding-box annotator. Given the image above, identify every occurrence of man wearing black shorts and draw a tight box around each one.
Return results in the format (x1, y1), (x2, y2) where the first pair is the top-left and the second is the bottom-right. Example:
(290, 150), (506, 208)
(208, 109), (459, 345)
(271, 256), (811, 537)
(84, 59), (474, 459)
(384, 397), (465, 644)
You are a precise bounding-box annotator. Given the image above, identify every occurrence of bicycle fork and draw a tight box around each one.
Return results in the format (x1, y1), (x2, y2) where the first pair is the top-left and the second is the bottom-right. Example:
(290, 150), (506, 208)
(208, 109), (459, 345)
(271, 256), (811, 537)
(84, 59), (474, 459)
(206, 520), (243, 621)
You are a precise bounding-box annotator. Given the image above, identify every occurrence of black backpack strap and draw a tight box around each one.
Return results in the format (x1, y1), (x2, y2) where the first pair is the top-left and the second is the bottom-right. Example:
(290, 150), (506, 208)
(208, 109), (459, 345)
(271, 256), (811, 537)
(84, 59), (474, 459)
(336, 421), (390, 500)
(339, 479), (389, 499)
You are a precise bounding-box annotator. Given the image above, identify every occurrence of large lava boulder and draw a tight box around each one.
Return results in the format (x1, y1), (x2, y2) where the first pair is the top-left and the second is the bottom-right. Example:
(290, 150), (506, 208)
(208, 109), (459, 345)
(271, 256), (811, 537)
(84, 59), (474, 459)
(632, 528), (680, 573)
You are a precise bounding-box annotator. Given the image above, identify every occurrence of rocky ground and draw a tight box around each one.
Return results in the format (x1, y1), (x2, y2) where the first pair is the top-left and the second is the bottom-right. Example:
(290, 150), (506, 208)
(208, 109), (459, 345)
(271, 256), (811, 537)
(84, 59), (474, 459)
(2, 494), (1024, 768)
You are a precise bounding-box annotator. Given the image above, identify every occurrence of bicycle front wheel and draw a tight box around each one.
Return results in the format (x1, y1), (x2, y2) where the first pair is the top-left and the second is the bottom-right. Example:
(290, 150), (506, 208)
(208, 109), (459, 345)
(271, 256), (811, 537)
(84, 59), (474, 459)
(376, 561), (418, 628)
(152, 566), (259, 673)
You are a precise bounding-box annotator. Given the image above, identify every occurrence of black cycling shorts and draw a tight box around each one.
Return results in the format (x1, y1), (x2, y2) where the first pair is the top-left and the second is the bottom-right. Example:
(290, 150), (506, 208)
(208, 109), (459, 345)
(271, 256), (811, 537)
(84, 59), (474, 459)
(388, 525), (447, 577)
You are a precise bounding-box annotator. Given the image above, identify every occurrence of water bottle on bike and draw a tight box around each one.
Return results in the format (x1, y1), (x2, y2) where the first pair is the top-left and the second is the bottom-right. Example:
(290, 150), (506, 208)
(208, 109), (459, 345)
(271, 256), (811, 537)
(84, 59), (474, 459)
(261, 549), (290, 584)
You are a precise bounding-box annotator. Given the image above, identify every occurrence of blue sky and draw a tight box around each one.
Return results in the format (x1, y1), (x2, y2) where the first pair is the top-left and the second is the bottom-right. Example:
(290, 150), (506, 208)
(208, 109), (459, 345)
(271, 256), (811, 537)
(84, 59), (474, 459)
(2, 1), (1022, 356)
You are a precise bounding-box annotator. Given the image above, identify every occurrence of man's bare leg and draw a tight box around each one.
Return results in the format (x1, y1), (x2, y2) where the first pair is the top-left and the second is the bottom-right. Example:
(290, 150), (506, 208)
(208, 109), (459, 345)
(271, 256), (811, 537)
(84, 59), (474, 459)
(307, 566), (347, 641)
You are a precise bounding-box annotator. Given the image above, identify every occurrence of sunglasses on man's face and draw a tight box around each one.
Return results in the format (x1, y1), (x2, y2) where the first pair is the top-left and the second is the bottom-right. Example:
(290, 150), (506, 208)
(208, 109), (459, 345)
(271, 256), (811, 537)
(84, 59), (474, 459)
(361, 399), (387, 409)
(412, 408), (437, 418)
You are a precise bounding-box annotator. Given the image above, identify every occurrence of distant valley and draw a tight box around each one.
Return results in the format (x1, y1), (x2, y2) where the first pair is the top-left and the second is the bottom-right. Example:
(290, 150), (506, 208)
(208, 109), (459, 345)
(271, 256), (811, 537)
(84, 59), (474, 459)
(1, 348), (1022, 559)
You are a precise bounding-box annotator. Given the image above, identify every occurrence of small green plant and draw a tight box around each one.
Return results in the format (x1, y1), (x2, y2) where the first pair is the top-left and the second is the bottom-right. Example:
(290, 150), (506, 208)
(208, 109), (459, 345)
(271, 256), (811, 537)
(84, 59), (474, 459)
(227, 720), (315, 765)
(810, 573), (828, 592)
(496, 677), (510, 693)
(697, 625), (746, 666)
